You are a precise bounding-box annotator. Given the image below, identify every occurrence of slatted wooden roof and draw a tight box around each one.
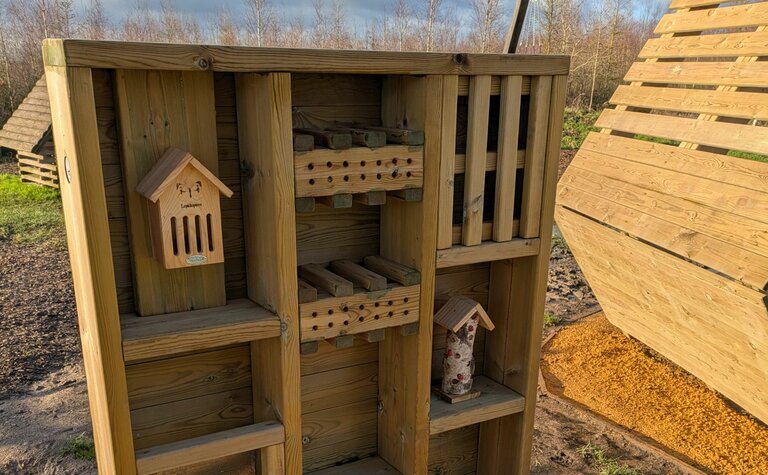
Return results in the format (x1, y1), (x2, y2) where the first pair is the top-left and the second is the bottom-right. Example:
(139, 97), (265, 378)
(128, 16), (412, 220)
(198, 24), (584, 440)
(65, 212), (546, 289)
(556, 0), (768, 424)
(0, 76), (52, 153)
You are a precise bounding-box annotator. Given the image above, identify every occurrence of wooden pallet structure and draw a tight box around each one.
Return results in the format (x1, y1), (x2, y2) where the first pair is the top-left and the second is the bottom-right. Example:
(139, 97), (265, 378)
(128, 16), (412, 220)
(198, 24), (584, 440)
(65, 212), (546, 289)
(557, 0), (768, 425)
(0, 76), (59, 188)
(44, 39), (568, 474)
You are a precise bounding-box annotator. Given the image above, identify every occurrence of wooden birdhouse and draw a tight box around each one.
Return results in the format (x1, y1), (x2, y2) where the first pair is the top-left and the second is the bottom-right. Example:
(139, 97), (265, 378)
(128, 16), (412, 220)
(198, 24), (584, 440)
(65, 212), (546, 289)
(136, 148), (233, 270)
(434, 296), (495, 403)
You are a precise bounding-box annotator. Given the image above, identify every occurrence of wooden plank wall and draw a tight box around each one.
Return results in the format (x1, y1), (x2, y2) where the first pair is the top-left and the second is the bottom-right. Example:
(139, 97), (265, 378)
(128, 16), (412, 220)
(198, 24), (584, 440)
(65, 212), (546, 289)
(557, 0), (768, 424)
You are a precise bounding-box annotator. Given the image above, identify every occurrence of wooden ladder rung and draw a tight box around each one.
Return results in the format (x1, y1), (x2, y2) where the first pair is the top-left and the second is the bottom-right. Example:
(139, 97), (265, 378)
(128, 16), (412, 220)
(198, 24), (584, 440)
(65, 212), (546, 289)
(120, 299), (280, 363)
(135, 421), (284, 474)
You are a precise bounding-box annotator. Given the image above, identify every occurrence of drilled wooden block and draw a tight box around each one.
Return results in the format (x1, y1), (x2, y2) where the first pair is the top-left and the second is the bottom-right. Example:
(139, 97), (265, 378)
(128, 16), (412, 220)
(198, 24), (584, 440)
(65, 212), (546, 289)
(299, 285), (420, 341)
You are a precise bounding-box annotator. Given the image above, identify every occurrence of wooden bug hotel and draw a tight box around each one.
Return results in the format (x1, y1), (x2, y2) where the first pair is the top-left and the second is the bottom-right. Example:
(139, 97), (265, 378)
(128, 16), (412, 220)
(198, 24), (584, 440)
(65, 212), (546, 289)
(44, 39), (567, 474)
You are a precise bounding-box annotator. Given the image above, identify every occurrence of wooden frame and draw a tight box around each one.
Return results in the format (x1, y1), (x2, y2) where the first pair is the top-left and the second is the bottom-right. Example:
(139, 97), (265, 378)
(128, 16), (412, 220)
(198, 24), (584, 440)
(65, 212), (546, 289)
(45, 39), (568, 474)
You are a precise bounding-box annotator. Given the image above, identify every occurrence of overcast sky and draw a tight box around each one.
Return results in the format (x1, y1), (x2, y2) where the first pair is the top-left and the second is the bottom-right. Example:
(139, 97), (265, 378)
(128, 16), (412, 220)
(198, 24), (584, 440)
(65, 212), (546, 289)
(75, 0), (670, 37)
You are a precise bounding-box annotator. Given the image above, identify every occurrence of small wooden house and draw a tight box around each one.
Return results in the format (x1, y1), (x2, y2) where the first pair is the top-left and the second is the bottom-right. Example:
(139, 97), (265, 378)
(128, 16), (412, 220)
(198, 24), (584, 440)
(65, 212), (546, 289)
(434, 296), (495, 333)
(136, 147), (233, 270)
(0, 76), (58, 188)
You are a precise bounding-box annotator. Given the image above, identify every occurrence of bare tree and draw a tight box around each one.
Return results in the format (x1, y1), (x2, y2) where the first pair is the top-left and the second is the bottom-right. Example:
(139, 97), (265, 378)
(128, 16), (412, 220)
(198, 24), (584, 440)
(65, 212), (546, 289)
(80, 0), (108, 40)
(467, 0), (505, 53)
(213, 7), (240, 46)
(243, 0), (275, 47)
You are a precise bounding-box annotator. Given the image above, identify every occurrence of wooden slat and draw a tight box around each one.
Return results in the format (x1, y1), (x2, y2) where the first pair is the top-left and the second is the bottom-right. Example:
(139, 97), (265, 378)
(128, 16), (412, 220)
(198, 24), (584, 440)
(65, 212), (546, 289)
(329, 259), (387, 291)
(236, 72), (303, 473)
(639, 31), (768, 59)
(311, 456), (399, 475)
(296, 204), (379, 267)
(669, 0), (722, 8)
(555, 207), (768, 423)
(299, 263), (354, 297)
(436, 238), (540, 269)
(610, 85), (768, 121)
(519, 76), (552, 238)
(115, 69), (225, 316)
(493, 76), (522, 242)
(437, 75), (459, 250)
(44, 39), (571, 76)
(429, 376), (525, 435)
(294, 145), (423, 198)
(301, 362), (378, 414)
(462, 75), (492, 246)
(298, 285), (420, 341)
(580, 133), (768, 195)
(428, 425), (479, 475)
(656, 2), (768, 34)
(298, 278), (318, 303)
(596, 109), (768, 156)
(121, 299), (280, 363)
(363, 255), (421, 286)
(624, 61), (768, 88)
(18, 157), (58, 172)
(454, 149), (526, 173)
(45, 63), (136, 473)
(558, 167), (768, 290)
(135, 421), (284, 474)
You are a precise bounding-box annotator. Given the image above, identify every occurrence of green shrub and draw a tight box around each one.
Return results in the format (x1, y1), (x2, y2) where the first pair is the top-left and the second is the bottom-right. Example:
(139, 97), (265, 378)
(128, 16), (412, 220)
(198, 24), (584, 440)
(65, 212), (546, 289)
(60, 432), (96, 461)
(561, 109), (601, 150)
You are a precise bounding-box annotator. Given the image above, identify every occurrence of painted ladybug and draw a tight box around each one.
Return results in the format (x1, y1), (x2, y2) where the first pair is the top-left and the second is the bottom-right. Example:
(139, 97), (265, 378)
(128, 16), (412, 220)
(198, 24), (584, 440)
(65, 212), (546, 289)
(457, 374), (464, 381)
(446, 349), (453, 357)
(468, 325), (474, 332)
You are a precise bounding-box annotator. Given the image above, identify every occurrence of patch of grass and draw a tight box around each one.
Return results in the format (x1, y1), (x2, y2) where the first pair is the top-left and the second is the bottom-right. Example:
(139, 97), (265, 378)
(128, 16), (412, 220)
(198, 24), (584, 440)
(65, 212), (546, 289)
(561, 108), (601, 150)
(578, 443), (642, 475)
(633, 134), (680, 146)
(60, 432), (96, 461)
(543, 311), (561, 328)
(728, 150), (768, 163)
(0, 174), (64, 245)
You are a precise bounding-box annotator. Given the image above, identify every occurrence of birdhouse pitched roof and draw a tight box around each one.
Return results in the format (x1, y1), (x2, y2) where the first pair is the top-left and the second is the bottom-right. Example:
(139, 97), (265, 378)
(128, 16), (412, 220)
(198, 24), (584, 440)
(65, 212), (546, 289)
(433, 296), (494, 333)
(136, 147), (233, 203)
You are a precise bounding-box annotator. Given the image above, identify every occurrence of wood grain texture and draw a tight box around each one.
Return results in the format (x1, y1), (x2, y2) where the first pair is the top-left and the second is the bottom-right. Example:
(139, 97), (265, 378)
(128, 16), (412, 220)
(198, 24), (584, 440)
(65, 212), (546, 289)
(44, 39), (571, 76)
(639, 31), (768, 59)
(121, 300), (280, 362)
(236, 72), (303, 473)
(135, 421), (284, 474)
(436, 238), (540, 269)
(462, 75), (492, 246)
(624, 61), (768, 88)
(296, 204), (380, 266)
(519, 76), (552, 238)
(437, 75), (459, 250)
(428, 425), (479, 475)
(310, 457), (399, 474)
(556, 207), (768, 423)
(493, 76), (523, 242)
(655, 2), (768, 33)
(44, 63), (137, 473)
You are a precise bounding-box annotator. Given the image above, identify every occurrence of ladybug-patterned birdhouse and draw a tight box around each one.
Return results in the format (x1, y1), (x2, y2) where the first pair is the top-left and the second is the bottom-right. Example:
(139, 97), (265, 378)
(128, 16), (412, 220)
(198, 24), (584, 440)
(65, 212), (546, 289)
(434, 296), (495, 402)
(136, 148), (233, 270)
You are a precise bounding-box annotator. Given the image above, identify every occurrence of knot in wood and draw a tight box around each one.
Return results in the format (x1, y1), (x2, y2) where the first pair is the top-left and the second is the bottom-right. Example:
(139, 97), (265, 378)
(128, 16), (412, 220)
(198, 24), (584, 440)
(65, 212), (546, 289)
(194, 56), (211, 70)
(453, 53), (466, 65)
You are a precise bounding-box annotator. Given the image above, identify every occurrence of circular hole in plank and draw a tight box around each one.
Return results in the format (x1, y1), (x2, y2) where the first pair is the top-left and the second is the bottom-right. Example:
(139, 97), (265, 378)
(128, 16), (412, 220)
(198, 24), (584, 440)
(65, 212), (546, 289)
(326, 161), (332, 168)
(308, 163), (315, 170)
(343, 161), (349, 167)
(309, 179), (315, 185)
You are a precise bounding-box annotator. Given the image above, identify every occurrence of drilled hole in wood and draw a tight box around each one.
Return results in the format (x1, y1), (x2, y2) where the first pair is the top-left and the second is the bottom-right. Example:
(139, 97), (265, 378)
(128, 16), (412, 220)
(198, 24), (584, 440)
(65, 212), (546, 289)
(344, 176), (350, 182)
(359, 304), (365, 310)
(376, 160), (382, 166)
(326, 161), (332, 168)
(343, 320), (349, 325)
(406, 172), (412, 178)
(343, 161), (349, 167)
(360, 160), (366, 166)
(308, 163), (314, 170)
(360, 174), (366, 180)
(312, 325), (318, 330)
(359, 316), (365, 322)
(388, 300), (393, 306)
(391, 171), (398, 178)
(403, 297), (409, 303)
(328, 322), (333, 328)
(328, 309), (334, 315)
(404, 310), (409, 315)
(388, 311), (394, 317)
(374, 302), (380, 307)
(327, 176), (333, 182)
(374, 315), (380, 320)
(392, 158), (398, 165)
(311, 312), (318, 317)
(342, 305), (349, 312)
(309, 179), (315, 185)
(407, 158), (413, 164)
(376, 173), (382, 180)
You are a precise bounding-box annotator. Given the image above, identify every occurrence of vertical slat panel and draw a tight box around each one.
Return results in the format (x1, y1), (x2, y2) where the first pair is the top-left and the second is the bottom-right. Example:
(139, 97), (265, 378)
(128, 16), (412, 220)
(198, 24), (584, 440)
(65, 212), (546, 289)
(44, 59), (137, 472)
(478, 75), (567, 475)
(493, 76), (523, 242)
(519, 76), (552, 239)
(236, 72), (302, 474)
(462, 75), (492, 246)
(115, 70), (225, 316)
(437, 75), (458, 250)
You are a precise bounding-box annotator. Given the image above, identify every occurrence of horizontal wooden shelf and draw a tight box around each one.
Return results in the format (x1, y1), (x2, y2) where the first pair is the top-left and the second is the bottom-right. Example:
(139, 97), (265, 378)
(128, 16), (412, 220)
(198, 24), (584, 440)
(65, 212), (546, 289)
(436, 238), (540, 268)
(310, 456), (400, 474)
(135, 420), (284, 474)
(298, 256), (420, 343)
(429, 376), (525, 435)
(121, 299), (281, 363)
(294, 145), (423, 199)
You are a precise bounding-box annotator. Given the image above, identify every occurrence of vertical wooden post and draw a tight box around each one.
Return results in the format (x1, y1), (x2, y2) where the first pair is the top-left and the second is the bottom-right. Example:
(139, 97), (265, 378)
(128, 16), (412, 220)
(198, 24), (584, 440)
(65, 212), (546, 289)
(436, 75), (458, 250)
(493, 76), (523, 242)
(478, 75), (567, 475)
(236, 72), (301, 475)
(44, 53), (137, 474)
(379, 75), (442, 474)
(462, 75), (492, 247)
(519, 76), (553, 239)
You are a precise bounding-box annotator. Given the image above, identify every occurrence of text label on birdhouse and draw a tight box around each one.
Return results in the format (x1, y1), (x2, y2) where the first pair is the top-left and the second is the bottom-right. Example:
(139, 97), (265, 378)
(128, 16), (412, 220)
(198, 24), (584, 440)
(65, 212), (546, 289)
(136, 148), (233, 270)
(433, 296), (495, 403)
